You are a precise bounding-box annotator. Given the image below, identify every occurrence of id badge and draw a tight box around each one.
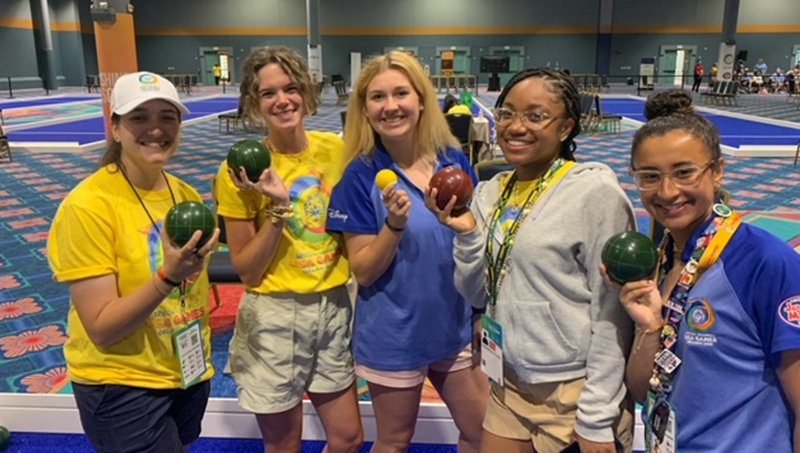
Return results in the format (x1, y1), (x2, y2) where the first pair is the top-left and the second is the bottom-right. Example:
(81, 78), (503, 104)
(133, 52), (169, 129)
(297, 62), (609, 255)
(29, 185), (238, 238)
(174, 320), (207, 389)
(481, 314), (504, 386)
(647, 398), (676, 453)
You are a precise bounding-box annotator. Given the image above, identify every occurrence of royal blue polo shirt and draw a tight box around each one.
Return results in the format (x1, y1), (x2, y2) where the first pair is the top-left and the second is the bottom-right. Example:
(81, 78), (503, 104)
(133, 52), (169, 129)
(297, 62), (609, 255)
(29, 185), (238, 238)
(327, 145), (476, 370)
(657, 217), (800, 453)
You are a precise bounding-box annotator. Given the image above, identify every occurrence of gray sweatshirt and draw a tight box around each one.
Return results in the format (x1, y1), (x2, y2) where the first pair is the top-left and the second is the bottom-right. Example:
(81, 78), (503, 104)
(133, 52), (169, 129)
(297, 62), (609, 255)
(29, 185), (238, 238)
(454, 162), (635, 443)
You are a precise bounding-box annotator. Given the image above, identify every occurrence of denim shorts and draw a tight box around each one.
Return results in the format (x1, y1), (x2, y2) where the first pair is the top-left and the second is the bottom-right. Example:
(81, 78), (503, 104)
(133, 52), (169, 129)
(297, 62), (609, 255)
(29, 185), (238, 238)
(72, 380), (210, 453)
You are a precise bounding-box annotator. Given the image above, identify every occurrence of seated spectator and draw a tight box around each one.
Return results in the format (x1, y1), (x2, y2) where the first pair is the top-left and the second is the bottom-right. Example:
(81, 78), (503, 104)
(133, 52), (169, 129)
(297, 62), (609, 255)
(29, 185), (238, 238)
(786, 68), (797, 94)
(751, 70), (765, 93)
(740, 69), (752, 91)
(755, 58), (768, 75)
(771, 68), (786, 93)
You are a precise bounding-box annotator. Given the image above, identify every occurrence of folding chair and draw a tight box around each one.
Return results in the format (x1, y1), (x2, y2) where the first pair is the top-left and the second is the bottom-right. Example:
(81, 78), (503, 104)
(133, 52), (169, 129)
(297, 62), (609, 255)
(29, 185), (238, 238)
(445, 113), (473, 161)
(0, 123), (10, 163)
(474, 159), (514, 182)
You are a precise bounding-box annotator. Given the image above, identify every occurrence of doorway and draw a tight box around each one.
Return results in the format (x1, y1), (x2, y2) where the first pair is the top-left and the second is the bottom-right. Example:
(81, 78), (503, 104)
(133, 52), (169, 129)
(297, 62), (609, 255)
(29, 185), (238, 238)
(659, 45), (697, 87)
(489, 47), (524, 86)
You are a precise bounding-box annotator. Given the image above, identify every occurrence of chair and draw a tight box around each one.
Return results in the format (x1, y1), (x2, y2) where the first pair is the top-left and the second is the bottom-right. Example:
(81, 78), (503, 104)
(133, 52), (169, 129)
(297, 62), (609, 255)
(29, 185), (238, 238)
(794, 140), (800, 168)
(720, 81), (739, 106)
(218, 102), (252, 134)
(594, 95), (622, 133)
(0, 123), (11, 163)
(579, 93), (597, 132)
(474, 159), (514, 182)
(208, 176), (243, 311)
(333, 81), (349, 106)
(600, 74), (611, 93)
(85, 75), (99, 93)
(445, 113), (473, 161)
(339, 110), (347, 132)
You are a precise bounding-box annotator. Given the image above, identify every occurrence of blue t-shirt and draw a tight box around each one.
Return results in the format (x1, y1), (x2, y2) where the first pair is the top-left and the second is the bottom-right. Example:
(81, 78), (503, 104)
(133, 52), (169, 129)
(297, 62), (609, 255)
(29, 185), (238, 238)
(658, 218), (800, 453)
(327, 145), (476, 370)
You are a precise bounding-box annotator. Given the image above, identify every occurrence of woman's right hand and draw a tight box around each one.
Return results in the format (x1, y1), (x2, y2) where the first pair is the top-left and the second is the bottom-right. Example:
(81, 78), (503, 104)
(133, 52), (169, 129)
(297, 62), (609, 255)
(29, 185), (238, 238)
(600, 265), (662, 330)
(228, 166), (290, 205)
(424, 187), (477, 234)
(160, 227), (220, 283)
(382, 184), (411, 230)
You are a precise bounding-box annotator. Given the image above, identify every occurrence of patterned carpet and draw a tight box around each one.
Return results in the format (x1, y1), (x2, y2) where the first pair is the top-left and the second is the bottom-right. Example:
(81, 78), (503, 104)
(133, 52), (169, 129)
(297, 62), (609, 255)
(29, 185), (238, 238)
(1, 90), (799, 398)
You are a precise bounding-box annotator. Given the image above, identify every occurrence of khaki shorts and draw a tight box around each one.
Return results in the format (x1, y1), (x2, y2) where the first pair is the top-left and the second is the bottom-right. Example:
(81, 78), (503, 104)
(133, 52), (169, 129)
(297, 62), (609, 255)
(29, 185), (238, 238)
(483, 369), (634, 453)
(356, 345), (474, 388)
(229, 285), (355, 414)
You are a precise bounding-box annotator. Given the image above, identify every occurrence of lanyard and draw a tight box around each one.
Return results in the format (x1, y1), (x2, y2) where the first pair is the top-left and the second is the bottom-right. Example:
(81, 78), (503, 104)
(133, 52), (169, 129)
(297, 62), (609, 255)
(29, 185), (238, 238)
(119, 167), (186, 309)
(648, 205), (741, 397)
(483, 159), (575, 313)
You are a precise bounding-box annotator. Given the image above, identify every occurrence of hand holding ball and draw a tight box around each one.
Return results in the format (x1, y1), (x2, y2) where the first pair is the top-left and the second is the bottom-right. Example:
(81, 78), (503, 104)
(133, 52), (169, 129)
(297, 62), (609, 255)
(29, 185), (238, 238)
(227, 140), (271, 183)
(601, 232), (659, 284)
(429, 167), (473, 215)
(165, 202), (217, 249)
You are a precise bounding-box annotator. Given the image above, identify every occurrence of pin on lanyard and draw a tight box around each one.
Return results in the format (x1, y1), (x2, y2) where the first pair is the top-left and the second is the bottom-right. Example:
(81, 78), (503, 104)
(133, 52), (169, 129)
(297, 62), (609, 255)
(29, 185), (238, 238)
(119, 167), (187, 309)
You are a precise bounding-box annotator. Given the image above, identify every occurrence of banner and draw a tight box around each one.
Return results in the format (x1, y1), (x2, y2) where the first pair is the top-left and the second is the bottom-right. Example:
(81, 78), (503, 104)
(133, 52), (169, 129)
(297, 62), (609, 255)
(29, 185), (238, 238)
(94, 13), (138, 143)
(717, 43), (736, 82)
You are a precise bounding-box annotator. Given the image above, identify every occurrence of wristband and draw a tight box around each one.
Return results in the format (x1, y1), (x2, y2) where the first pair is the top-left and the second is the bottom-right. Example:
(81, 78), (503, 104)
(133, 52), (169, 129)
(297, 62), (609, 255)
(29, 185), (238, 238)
(385, 217), (405, 233)
(157, 267), (180, 287)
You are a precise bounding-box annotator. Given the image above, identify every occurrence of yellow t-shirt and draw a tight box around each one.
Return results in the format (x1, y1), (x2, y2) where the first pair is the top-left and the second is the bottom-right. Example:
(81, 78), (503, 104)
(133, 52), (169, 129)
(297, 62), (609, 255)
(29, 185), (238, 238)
(216, 131), (350, 294)
(47, 166), (214, 389)
(499, 177), (539, 234)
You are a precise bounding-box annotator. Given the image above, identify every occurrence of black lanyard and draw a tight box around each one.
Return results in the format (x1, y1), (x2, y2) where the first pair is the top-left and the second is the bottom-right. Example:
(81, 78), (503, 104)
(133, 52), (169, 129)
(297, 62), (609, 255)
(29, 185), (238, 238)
(119, 167), (186, 308)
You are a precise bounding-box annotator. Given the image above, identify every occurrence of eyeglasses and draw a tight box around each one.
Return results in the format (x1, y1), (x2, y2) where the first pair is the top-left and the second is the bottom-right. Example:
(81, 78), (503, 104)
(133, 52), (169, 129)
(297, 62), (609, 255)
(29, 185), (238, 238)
(492, 108), (561, 130)
(630, 161), (716, 191)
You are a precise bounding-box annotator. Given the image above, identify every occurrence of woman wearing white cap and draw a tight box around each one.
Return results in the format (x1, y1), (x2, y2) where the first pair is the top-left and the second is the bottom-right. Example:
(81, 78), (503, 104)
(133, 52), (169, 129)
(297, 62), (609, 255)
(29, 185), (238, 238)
(47, 71), (220, 453)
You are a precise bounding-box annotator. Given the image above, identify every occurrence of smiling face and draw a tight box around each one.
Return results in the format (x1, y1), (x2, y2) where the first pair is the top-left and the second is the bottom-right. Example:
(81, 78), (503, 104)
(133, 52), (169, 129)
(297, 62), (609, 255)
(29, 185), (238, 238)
(257, 63), (305, 133)
(634, 130), (724, 236)
(497, 77), (575, 179)
(364, 68), (422, 146)
(113, 99), (181, 170)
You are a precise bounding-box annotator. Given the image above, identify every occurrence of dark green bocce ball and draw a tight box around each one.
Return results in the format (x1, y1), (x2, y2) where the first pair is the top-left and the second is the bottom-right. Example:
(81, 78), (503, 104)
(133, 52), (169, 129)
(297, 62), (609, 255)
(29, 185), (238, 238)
(165, 201), (216, 249)
(0, 425), (10, 451)
(227, 139), (271, 183)
(602, 231), (659, 284)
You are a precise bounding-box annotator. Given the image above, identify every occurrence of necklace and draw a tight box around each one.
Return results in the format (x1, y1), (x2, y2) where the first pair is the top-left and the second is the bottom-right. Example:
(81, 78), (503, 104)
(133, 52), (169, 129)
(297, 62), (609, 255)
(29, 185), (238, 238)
(266, 135), (309, 156)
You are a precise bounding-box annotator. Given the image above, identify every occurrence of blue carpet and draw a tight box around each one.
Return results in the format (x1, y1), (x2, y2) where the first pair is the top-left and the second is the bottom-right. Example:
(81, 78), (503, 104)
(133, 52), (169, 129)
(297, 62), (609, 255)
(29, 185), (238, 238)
(1, 432), (460, 452)
(601, 98), (800, 147)
(7, 97), (239, 145)
(0, 97), (99, 110)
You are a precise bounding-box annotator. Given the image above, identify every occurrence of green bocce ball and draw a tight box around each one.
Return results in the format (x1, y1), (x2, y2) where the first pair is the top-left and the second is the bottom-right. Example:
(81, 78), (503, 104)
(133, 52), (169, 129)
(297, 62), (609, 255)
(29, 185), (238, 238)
(165, 201), (216, 249)
(0, 425), (10, 451)
(602, 231), (659, 284)
(227, 139), (271, 183)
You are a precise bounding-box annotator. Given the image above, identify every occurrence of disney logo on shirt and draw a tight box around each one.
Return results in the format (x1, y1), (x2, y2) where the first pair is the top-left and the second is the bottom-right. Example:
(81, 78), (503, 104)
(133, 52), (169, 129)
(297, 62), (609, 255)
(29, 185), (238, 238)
(328, 209), (349, 222)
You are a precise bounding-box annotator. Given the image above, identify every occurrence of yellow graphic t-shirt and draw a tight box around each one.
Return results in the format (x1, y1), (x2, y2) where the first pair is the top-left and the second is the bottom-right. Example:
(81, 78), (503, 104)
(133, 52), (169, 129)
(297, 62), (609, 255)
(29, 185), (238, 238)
(216, 131), (350, 294)
(499, 177), (540, 235)
(47, 166), (213, 389)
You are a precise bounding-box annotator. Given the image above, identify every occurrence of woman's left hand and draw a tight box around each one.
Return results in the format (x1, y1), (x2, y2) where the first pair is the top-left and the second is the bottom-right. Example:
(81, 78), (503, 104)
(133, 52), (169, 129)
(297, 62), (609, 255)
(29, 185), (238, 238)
(575, 434), (617, 453)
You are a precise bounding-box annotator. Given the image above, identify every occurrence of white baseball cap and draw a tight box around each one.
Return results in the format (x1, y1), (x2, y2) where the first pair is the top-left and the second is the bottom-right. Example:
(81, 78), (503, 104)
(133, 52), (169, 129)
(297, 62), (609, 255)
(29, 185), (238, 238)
(110, 71), (190, 116)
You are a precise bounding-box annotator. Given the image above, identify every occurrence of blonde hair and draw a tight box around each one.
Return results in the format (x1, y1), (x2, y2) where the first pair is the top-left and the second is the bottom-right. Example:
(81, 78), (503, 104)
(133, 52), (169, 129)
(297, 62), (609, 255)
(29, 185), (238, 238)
(239, 46), (318, 130)
(344, 51), (460, 163)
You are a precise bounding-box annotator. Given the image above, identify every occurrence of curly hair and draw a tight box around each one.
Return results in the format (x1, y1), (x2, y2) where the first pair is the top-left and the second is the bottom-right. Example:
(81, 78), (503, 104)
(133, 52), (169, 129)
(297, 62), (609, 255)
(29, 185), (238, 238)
(239, 46), (317, 130)
(632, 89), (721, 166)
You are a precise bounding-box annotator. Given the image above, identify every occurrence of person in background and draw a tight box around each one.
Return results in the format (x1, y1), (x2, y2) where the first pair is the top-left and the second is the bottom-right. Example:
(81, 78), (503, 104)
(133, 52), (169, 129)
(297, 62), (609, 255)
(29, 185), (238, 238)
(691, 61), (704, 93)
(216, 46), (363, 453)
(327, 51), (489, 453)
(431, 67), (635, 453)
(213, 63), (222, 86)
(47, 71), (220, 453)
(608, 89), (800, 453)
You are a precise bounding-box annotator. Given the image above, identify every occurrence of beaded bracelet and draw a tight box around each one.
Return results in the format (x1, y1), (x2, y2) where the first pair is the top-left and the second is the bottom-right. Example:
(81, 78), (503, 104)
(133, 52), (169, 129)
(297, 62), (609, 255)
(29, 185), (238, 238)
(634, 323), (663, 353)
(266, 203), (294, 223)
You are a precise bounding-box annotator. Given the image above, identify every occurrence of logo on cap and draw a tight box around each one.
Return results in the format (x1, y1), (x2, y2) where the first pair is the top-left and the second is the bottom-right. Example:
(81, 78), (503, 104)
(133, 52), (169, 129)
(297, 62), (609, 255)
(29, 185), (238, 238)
(138, 73), (161, 92)
(139, 74), (157, 84)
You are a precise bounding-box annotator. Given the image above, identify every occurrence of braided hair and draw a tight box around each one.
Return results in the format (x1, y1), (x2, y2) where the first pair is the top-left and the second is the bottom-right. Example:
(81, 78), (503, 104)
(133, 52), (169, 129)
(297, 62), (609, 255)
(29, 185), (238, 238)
(495, 68), (581, 161)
